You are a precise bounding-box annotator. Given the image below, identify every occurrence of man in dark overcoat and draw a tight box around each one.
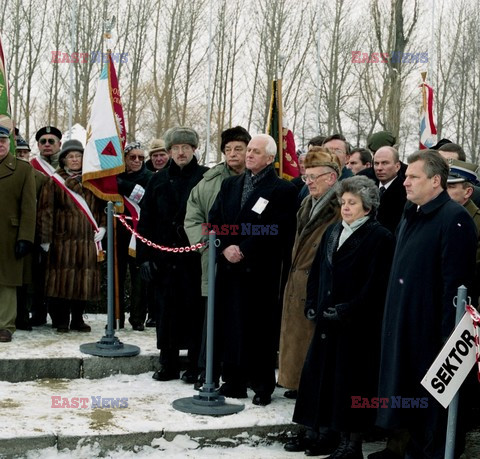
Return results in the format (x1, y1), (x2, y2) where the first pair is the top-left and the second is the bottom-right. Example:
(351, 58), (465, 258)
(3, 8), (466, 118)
(208, 133), (297, 406)
(376, 150), (477, 458)
(137, 127), (208, 382)
(0, 126), (36, 342)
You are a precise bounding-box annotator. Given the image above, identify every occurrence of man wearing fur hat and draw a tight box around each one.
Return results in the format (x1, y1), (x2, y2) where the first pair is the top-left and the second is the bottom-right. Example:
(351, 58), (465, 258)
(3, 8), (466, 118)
(279, 147), (342, 403)
(208, 133), (298, 406)
(0, 126), (36, 342)
(184, 125), (250, 388)
(146, 139), (170, 172)
(138, 127), (208, 383)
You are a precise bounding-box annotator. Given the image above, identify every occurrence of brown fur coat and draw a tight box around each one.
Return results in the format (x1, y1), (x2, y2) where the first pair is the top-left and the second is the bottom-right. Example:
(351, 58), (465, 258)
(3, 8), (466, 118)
(37, 169), (106, 300)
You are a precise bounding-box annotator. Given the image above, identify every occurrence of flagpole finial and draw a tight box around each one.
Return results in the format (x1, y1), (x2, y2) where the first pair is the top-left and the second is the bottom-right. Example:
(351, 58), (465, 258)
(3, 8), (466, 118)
(278, 55), (285, 80)
(421, 71), (427, 82)
(104, 15), (116, 40)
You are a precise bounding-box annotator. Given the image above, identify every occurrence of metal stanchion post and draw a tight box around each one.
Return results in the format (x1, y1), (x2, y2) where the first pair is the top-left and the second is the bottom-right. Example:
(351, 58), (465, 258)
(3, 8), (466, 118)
(172, 231), (244, 415)
(80, 201), (140, 357)
(445, 285), (468, 459)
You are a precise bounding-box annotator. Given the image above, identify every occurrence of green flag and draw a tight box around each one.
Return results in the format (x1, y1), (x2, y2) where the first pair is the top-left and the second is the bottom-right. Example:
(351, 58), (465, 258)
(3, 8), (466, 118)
(0, 34), (15, 154)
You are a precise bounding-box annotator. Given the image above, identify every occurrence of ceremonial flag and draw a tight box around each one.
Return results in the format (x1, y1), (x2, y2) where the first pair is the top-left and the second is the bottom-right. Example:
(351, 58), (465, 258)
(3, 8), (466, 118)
(419, 72), (437, 149)
(82, 51), (125, 204)
(267, 79), (299, 180)
(0, 34), (15, 154)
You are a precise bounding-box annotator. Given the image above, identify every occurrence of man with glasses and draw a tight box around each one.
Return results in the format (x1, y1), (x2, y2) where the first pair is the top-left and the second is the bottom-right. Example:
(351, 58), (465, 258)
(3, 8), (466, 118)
(29, 126), (63, 326)
(115, 142), (153, 330)
(138, 127), (208, 383)
(322, 134), (353, 181)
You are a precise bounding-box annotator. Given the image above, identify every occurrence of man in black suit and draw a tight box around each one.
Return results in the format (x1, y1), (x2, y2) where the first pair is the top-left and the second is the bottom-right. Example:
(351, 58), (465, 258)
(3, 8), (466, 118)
(374, 146), (407, 234)
(209, 133), (297, 406)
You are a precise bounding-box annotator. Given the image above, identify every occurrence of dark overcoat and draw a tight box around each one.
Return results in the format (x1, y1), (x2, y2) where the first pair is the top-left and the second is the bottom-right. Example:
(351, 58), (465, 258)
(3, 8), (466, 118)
(376, 191), (477, 431)
(208, 167), (297, 389)
(278, 191), (341, 390)
(37, 169), (106, 300)
(137, 156), (208, 350)
(0, 155), (36, 287)
(293, 218), (394, 432)
(376, 174), (407, 234)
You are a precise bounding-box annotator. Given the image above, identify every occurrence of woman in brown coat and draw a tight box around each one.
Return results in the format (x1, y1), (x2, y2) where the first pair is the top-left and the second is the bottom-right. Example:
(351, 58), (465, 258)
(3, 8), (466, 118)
(37, 140), (106, 332)
(278, 148), (342, 397)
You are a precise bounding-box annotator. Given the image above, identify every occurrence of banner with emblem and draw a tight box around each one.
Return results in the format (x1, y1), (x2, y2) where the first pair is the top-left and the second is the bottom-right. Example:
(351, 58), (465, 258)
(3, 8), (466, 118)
(267, 79), (299, 180)
(82, 51), (125, 205)
(0, 34), (15, 154)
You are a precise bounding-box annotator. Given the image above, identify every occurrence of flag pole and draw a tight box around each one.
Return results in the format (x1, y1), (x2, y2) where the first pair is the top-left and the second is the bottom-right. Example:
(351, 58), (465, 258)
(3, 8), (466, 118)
(205, 0), (214, 165)
(68, 0), (78, 140)
(277, 55), (285, 179)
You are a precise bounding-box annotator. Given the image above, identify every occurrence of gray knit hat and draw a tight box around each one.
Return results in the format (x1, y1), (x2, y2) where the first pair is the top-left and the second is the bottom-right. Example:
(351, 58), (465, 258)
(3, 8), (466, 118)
(164, 127), (199, 150)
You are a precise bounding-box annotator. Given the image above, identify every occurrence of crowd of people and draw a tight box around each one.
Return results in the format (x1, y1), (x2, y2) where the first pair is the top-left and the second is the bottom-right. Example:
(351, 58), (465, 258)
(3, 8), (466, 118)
(0, 122), (479, 458)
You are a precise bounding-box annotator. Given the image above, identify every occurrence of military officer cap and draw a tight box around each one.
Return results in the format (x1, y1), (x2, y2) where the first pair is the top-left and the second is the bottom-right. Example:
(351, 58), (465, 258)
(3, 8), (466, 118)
(35, 126), (62, 141)
(447, 159), (479, 186)
(0, 126), (10, 138)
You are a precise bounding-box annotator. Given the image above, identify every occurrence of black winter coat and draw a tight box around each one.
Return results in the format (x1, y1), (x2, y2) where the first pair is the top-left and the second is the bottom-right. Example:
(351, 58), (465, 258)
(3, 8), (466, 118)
(293, 217), (394, 432)
(376, 191), (477, 430)
(208, 167), (297, 379)
(137, 157), (208, 349)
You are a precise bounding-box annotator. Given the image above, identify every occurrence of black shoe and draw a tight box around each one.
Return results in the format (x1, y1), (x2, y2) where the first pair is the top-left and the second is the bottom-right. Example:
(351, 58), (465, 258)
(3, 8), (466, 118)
(218, 383), (248, 399)
(30, 315), (47, 326)
(252, 393), (271, 406)
(16, 321), (33, 331)
(284, 435), (314, 452)
(181, 369), (199, 384)
(284, 389), (297, 399)
(152, 368), (180, 381)
(56, 324), (69, 333)
(70, 321), (91, 332)
(367, 449), (402, 459)
(131, 323), (145, 331)
(305, 436), (338, 456)
(145, 317), (156, 327)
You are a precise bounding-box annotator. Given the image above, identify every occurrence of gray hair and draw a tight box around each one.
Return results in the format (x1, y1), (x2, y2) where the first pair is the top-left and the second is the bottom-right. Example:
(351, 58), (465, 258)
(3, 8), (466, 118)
(253, 134), (277, 157)
(337, 175), (380, 215)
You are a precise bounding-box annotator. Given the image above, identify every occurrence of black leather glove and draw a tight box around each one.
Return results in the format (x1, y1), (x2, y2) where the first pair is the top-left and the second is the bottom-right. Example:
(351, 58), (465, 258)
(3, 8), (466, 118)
(323, 306), (340, 321)
(15, 240), (33, 259)
(140, 261), (157, 282)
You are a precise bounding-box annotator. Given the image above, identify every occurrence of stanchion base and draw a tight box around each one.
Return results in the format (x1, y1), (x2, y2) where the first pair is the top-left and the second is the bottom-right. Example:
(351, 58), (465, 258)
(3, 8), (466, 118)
(172, 395), (245, 416)
(80, 336), (140, 357)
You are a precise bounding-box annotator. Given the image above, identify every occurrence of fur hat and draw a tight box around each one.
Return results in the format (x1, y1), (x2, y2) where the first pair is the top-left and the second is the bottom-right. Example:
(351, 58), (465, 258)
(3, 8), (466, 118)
(367, 130), (396, 153)
(220, 126), (251, 152)
(148, 138), (167, 156)
(58, 139), (83, 167)
(304, 146), (342, 176)
(164, 127), (199, 150)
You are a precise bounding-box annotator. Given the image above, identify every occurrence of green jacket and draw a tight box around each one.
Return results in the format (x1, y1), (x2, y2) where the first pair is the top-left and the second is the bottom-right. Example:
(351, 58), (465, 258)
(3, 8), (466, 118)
(185, 162), (241, 296)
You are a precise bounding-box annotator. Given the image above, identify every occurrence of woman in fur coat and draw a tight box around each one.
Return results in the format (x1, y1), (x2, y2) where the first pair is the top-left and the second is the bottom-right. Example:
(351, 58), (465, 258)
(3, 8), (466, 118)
(37, 140), (106, 332)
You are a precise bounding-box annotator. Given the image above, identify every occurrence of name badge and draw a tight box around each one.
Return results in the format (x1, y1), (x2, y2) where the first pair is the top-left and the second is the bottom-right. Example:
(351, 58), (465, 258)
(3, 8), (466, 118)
(252, 197), (269, 215)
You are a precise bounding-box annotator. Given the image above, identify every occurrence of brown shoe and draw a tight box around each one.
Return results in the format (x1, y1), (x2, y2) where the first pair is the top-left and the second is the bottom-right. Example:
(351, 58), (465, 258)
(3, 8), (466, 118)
(0, 329), (12, 342)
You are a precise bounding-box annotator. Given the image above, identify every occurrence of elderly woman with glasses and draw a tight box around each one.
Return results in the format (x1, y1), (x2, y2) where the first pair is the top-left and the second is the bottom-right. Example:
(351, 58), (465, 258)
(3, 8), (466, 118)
(37, 139), (106, 332)
(115, 141), (153, 330)
(290, 175), (395, 458)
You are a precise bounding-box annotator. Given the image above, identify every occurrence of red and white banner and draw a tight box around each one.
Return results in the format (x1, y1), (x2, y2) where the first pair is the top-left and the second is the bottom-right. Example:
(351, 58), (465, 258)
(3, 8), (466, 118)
(419, 82), (437, 150)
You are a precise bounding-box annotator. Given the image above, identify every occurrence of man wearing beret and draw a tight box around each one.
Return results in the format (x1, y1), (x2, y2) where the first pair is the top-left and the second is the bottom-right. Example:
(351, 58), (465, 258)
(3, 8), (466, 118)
(28, 126), (63, 326)
(184, 125), (250, 388)
(138, 127), (208, 382)
(0, 126), (36, 342)
(208, 134), (297, 406)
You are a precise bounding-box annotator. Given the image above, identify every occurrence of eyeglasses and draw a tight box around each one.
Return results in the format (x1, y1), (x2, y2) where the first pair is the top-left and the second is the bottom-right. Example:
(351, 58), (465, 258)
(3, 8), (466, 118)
(301, 171), (332, 183)
(127, 155), (145, 161)
(171, 145), (193, 153)
(39, 138), (56, 145)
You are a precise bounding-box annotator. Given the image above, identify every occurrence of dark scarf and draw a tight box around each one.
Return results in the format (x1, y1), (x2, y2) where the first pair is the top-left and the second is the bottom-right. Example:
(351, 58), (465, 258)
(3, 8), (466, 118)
(241, 164), (273, 208)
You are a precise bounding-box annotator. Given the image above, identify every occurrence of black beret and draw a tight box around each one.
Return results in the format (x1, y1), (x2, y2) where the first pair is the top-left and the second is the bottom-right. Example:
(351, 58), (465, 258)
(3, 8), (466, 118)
(35, 126), (62, 141)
